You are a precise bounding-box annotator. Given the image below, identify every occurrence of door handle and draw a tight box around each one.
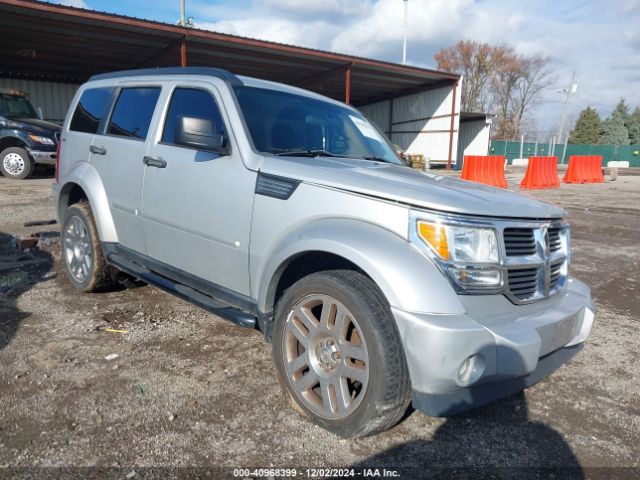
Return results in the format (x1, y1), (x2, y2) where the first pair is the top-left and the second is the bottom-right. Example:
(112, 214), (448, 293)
(143, 156), (167, 168)
(89, 145), (107, 155)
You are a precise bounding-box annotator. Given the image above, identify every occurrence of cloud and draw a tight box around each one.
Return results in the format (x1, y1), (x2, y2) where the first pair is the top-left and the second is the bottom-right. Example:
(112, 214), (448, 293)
(196, 17), (333, 46)
(330, 0), (473, 60)
(257, 0), (371, 18)
(58, 0), (89, 8)
(194, 0), (639, 130)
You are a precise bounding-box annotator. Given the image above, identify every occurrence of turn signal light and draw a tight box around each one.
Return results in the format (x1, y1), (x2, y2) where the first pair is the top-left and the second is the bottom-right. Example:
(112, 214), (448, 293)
(417, 222), (449, 260)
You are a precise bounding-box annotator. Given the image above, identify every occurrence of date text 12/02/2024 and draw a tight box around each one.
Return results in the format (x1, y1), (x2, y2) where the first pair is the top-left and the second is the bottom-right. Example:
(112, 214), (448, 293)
(232, 468), (400, 478)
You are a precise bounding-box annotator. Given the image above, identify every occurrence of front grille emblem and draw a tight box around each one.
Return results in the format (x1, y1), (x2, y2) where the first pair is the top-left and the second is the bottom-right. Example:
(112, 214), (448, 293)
(542, 226), (550, 256)
(506, 224), (566, 304)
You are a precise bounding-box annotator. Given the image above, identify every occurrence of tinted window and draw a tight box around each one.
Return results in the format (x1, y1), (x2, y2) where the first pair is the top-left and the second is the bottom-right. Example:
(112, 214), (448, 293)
(107, 87), (160, 140)
(233, 86), (401, 164)
(70, 87), (113, 134)
(0, 94), (37, 118)
(162, 88), (227, 145)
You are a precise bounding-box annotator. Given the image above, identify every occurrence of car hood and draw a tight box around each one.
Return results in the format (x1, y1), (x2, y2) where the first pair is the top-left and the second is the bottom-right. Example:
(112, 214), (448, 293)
(12, 117), (62, 134)
(261, 156), (566, 219)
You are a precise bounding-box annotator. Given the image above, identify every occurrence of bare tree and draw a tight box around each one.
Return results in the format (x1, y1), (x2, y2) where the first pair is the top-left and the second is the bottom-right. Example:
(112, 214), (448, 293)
(435, 40), (494, 113)
(435, 41), (554, 140)
(490, 46), (523, 139)
(510, 55), (554, 139)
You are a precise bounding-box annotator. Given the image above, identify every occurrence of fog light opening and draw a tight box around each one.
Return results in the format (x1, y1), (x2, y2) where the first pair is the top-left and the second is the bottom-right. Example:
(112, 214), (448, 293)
(457, 354), (486, 386)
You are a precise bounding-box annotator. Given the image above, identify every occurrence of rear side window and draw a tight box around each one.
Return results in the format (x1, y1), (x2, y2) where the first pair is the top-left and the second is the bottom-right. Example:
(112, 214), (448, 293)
(69, 87), (113, 134)
(107, 87), (160, 140)
(161, 88), (227, 145)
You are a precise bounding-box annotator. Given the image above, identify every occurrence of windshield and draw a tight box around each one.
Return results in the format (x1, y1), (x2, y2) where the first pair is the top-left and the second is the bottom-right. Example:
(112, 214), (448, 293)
(234, 86), (402, 164)
(0, 94), (37, 118)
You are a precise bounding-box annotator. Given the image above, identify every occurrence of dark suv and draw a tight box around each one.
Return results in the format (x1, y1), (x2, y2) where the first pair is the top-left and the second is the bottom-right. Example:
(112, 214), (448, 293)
(0, 88), (61, 179)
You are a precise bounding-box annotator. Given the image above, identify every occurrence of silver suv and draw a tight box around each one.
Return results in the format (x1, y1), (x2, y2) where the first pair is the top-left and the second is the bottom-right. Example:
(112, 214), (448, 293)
(53, 68), (594, 437)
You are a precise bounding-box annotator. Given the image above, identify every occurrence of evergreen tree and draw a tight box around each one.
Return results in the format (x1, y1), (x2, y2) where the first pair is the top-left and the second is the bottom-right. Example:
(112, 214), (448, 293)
(569, 107), (601, 144)
(612, 98), (631, 127)
(600, 109), (630, 145)
(627, 107), (640, 145)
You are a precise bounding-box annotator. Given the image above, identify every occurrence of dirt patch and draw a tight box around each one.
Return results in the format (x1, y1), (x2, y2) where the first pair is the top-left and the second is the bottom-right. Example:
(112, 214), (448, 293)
(0, 173), (638, 478)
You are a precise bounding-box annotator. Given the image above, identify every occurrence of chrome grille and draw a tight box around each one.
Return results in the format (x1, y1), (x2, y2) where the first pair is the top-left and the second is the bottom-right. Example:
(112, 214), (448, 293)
(504, 228), (536, 256)
(549, 259), (564, 290)
(503, 222), (568, 304)
(507, 268), (539, 299)
(548, 226), (562, 252)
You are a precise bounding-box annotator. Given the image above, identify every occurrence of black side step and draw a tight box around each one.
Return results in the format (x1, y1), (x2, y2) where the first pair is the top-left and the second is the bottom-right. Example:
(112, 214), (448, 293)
(106, 252), (256, 329)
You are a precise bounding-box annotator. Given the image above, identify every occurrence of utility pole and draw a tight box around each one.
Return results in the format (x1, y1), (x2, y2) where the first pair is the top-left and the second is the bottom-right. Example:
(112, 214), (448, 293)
(557, 71), (578, 144)
(402, 0), (408, 65)
(179, 0), (185, 26)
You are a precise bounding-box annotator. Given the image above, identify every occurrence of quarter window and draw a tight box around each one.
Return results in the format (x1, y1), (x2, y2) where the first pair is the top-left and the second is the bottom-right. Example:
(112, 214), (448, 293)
(69, 87), (113, 134)
(162, 88), (227, 146)
(107, 87), (160, 140)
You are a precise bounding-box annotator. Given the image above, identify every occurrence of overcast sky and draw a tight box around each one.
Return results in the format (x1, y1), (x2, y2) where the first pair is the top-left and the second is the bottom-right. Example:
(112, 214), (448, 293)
(60, 0), (640, 137)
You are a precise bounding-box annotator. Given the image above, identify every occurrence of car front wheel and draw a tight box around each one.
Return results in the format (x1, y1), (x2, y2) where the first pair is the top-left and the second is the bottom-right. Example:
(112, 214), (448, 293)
(272, 270), (411, 437)
(0, 147), (33, 179)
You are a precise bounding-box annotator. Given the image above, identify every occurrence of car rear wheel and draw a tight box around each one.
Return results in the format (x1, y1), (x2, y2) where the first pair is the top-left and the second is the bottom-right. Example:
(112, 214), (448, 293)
(62, 202), (119, 292)
(272, 270), (411, 437)
(0, 147), (33, 179)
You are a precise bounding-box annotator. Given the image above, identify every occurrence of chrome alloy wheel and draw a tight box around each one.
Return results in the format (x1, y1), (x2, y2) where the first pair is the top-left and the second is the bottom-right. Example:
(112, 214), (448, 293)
(3, 152), (25, 176)
(63, 216), (92, 283)
(283, 294), (369, 419)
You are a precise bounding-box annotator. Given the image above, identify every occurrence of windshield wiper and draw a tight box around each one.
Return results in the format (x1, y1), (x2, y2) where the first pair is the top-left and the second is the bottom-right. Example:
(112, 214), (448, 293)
(273, 150), (395, 164)
(358, 155), (395, 164)
(274, 149), (340, 158)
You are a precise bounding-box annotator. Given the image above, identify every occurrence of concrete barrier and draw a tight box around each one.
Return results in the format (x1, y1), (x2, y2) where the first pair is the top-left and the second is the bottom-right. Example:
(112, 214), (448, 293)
(607, 161), (630, 168)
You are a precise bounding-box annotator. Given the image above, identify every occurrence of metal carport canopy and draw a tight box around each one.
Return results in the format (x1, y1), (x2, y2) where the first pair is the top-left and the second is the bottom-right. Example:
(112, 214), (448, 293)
(0, 0), (459, 106)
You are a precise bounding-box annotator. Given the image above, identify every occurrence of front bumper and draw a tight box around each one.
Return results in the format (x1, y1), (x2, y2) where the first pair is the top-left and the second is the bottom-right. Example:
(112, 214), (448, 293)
(392, 277), (594, 416)
(29, 149), (56, 165)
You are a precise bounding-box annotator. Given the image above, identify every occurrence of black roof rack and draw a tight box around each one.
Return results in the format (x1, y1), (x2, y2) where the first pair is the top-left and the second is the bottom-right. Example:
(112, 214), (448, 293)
(89, 67), (242, 86)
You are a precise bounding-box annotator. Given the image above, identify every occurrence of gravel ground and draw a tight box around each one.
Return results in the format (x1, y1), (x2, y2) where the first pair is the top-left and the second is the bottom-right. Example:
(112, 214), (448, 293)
(0, 168), (638, 479)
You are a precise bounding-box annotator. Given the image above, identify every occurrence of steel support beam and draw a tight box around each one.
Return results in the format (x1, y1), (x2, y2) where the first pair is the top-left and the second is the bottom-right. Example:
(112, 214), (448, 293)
(180, 35), (187, 67)
(345, 64), (351, 105)
(447, 81), (458, 171)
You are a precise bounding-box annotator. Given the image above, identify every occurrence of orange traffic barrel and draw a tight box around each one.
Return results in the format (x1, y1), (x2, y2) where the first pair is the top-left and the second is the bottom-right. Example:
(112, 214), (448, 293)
(563, 155), (604, 184)
(461, 155), (507, 189)
(520, 156), (560, 189)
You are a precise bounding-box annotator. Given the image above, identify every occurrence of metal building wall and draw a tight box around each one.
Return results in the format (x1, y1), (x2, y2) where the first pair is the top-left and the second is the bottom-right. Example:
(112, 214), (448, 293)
(0, 78), (78, 124)
(457, 118), (491, 166)
(359, 84), (460, 166)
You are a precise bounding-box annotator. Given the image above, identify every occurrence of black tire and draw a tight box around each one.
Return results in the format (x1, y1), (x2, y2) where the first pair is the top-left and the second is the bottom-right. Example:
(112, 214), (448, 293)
(272, 270), (411, 437)
(61, 202), (119, 292)
(0, 147), (33, 179)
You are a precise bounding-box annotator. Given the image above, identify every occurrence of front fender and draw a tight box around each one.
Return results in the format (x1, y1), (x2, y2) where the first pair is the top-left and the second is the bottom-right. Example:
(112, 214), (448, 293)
(55, 162), (118, 243)
(255, 218), (465, 315)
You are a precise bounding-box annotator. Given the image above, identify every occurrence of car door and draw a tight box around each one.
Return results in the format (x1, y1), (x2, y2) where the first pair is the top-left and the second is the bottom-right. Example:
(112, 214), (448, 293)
(89, 84), (162, 253)
(141, 81), (255, 297)
(63, 86), (114, 178)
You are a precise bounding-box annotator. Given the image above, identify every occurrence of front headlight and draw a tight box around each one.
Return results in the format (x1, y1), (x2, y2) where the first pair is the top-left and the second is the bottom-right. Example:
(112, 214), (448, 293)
(412, 212), (502, 291)
(417, 221), (499, 263)
(28, 134), (54, 145)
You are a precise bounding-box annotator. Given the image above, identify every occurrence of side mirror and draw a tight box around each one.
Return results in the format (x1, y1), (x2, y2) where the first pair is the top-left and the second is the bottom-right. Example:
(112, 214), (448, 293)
(36, 107), (44, 120)
(174, 115), (229, 154)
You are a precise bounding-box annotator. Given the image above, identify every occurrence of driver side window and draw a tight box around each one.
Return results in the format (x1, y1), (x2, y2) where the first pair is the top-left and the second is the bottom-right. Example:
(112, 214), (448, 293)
(162, 88), (227, 147)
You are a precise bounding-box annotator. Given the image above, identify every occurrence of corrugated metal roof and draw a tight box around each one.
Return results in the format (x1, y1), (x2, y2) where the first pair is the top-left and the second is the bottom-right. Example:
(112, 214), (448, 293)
(0, 0), (460, 105)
